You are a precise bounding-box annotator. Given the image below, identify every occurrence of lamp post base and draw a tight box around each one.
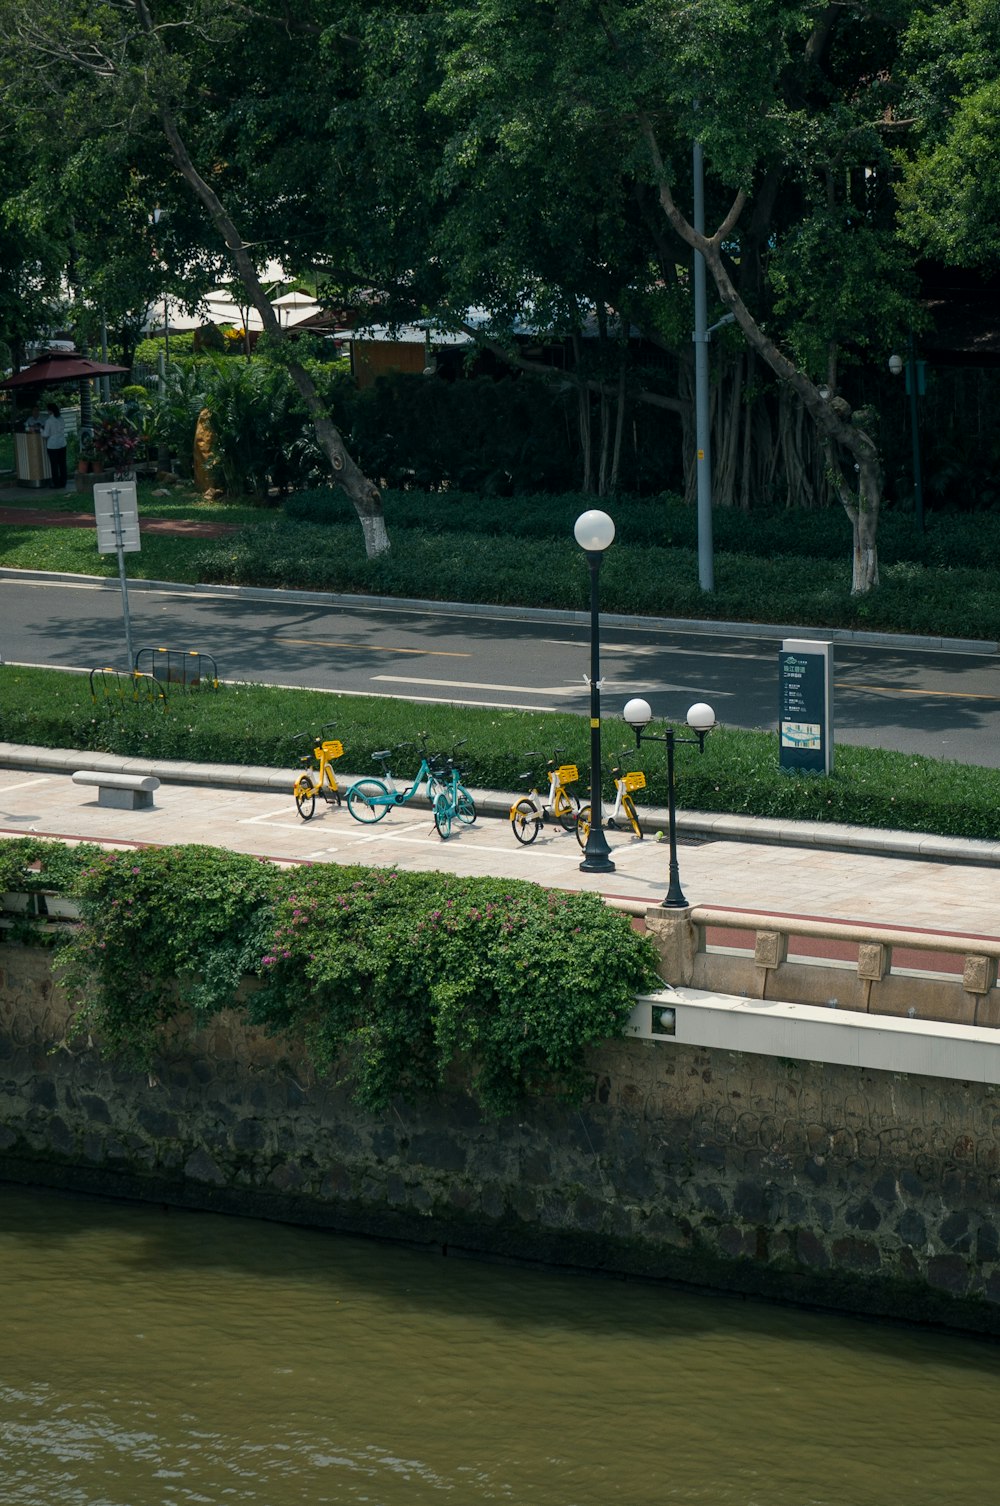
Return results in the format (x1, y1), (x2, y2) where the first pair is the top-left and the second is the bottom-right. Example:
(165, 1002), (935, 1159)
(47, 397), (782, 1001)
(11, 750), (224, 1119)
(580, 854), (616, 874)
(579, 821), (615, 874)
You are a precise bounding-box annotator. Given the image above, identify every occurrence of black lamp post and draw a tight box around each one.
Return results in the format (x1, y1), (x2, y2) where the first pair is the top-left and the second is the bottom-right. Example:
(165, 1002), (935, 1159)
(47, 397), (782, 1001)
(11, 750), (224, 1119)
(623, 698), (716, 907)
(575, 508), (616, 874)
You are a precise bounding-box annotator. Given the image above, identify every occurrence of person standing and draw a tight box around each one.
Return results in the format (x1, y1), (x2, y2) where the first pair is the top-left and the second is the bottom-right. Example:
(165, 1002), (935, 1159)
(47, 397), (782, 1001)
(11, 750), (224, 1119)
(42, 402), (67, 488)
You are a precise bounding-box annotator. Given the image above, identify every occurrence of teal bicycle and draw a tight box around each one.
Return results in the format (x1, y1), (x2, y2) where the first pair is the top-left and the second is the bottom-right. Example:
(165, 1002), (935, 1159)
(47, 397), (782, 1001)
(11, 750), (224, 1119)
(346, 735), (446, 824)
(432, 745), (478, 839)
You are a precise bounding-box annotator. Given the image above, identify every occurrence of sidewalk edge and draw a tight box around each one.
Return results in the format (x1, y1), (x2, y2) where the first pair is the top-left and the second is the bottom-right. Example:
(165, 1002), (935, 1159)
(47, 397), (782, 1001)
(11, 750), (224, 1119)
(3, 742), (998, 868)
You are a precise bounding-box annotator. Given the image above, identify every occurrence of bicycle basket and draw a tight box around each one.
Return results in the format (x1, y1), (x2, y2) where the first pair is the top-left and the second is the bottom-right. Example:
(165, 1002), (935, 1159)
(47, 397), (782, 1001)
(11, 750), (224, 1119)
(557, 764), (579, 785)
(623, 771), (646, 792)
(320, 740), (344, 760)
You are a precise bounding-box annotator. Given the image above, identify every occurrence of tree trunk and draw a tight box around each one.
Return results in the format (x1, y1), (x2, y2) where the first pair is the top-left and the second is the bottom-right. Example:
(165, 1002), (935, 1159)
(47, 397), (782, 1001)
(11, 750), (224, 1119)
(826, 442), (881, 592)
(609, 353), (627, 493)
(133, 0), (389, 557)
(641, 119), (884, 590)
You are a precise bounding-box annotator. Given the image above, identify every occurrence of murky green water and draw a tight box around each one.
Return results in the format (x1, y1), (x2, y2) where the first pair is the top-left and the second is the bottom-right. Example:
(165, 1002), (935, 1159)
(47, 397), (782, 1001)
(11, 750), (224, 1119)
(2, 1185), (999, 1505)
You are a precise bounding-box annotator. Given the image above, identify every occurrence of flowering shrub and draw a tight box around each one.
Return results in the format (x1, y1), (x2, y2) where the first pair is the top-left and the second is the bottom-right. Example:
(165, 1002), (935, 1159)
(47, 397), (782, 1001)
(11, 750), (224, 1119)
(92, 415), (141, 470)
(254, 866), (658, 1116)
(53, 843), (658, 1115)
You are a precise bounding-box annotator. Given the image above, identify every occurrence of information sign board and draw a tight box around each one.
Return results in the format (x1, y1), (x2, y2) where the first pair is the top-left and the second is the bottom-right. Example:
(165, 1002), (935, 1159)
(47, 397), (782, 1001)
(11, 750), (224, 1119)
(778, 638), (834, 775)
(94, 482), (141, 555)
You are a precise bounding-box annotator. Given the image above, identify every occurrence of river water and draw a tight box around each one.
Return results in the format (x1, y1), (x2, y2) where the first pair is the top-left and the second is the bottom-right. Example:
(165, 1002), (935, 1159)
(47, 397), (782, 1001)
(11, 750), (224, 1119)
(2, 1185), (999, 1506)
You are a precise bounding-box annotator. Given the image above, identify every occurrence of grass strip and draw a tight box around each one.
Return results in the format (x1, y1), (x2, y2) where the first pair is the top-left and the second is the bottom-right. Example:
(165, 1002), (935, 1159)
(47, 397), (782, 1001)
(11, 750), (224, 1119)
(3, 664), (999, 843)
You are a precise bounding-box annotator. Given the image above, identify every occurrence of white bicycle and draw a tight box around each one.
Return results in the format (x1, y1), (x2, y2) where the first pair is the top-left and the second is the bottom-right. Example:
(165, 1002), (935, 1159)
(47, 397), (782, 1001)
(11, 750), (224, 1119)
(575, 758), (645, 848)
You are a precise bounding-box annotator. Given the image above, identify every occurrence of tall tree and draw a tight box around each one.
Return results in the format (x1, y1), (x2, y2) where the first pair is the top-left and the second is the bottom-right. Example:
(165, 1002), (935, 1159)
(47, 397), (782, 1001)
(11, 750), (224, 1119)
(418, 0), (920, 591)
(0, 0), (389, 555)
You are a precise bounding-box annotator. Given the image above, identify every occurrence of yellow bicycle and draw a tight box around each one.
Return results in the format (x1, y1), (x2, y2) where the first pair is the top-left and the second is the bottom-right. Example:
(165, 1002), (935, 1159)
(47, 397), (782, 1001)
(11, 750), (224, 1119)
(510, 750), (580, 845)
(576, 757), (645, 848)
(292, 723), (344, 820)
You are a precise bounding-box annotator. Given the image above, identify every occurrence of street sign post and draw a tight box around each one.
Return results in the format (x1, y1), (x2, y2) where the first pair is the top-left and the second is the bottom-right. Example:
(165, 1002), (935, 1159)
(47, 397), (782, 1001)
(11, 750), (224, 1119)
(93, 481), (140, 669)
(778, 638), (834, 775)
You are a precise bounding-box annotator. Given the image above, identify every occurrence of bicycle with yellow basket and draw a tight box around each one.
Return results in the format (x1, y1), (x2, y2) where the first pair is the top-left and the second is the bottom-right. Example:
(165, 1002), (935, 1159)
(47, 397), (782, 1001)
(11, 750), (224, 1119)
(575, 755), (646, 849)
(509, 750), (581, 845)
(292, 723), (345, 820)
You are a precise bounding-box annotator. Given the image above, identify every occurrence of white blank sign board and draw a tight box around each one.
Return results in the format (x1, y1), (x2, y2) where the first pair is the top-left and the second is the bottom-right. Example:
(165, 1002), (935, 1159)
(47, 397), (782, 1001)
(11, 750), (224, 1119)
(94, 482), (141, 554)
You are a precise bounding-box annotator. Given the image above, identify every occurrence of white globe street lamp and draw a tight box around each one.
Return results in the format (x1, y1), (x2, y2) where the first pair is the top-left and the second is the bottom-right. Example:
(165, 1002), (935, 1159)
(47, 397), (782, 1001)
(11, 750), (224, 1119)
(575, 509), (616, 873)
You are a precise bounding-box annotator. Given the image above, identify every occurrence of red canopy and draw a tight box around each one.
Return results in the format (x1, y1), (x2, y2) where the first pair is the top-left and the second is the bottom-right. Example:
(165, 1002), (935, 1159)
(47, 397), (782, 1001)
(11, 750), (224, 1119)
(0, 350), (129, 389)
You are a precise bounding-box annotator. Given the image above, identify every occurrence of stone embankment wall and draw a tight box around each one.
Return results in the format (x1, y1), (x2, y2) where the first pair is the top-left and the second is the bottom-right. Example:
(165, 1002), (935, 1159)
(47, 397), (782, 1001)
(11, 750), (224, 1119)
(2, 947), (998, 1334)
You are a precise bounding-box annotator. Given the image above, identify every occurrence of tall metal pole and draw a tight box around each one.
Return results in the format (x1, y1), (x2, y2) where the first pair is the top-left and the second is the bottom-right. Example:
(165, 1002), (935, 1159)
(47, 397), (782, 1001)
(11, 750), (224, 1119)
(662, 730), (689, 908)
(907, 329), (924, 533)
(109, 485), (135, 669)
(580, 551), (615, 874)
(100, 315), (111, 402)
(692, 135), (714, 592)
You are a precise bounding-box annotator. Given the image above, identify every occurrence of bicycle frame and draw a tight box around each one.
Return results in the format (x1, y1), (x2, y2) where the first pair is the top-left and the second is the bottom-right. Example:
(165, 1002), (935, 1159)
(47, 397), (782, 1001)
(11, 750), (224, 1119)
(575, 763), (645, 848)
(293, 726), (344, 821)
(431, 752), (478, 839)
(346, 739), (445, 825)
(509, 754), (579, 844)
(369, 755), (441, 810)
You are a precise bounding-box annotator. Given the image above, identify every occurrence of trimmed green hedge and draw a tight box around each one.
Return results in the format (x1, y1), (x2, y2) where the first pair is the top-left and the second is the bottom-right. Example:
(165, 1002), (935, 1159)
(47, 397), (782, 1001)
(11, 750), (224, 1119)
(4, 665), (1000, 841)
(190, 517), (1000, 639)
(3, 486), (1000, 638)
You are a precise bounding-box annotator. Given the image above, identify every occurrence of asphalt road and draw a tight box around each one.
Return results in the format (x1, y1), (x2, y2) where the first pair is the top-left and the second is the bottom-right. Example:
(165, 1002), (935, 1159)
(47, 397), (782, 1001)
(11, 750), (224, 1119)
(4, 574), (1000, 767)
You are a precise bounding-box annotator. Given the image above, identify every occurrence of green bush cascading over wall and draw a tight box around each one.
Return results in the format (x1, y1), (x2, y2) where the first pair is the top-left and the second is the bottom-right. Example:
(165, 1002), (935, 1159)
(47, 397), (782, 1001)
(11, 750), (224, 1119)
(1, 840), (659, 1119)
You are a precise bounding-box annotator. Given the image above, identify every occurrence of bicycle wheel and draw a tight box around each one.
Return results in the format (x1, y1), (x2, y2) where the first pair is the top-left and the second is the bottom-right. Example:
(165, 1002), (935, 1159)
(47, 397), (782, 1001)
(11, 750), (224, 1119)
(553, 788), (580, 831)
(346, 778), (392, 823)
(455, 786), (477, 825)
(433, 793), (453, 840)
(575, 803), (592, 850)
(511, 797), (541, 845)
(294, 777), (317, 821)
(623, 793), (643, 839)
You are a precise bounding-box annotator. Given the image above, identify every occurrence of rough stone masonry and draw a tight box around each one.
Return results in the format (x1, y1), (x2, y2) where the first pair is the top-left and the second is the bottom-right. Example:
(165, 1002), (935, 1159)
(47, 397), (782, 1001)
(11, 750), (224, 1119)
(1, 946), (998, 1334)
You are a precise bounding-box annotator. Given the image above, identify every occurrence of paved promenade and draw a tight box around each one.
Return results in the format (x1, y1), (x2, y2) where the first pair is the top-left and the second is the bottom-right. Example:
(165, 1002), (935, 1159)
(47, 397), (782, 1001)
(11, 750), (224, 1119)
(2, 745), (999, 942)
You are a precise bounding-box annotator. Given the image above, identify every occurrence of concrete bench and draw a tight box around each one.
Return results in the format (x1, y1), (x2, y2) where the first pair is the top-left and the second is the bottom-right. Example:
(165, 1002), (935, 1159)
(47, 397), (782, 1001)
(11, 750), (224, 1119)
(72, 770), (160, 810)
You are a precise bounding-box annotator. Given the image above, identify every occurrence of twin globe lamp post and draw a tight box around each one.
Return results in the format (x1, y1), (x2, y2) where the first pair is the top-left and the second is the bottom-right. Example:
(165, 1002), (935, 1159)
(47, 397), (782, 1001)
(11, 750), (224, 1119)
(622, 697), (717, 908)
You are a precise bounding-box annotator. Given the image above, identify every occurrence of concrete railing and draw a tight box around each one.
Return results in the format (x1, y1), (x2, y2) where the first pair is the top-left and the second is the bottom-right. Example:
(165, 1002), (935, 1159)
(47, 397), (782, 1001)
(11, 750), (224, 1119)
(636, 903), (1000, 1029)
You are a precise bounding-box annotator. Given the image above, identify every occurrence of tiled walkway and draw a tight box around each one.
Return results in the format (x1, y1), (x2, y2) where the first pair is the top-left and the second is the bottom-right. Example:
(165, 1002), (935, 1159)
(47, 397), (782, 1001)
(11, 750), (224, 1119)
(2, 761), (999, 942)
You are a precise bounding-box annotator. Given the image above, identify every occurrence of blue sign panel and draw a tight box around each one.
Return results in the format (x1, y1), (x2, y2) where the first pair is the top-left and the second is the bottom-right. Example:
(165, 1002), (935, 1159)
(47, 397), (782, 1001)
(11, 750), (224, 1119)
(779, 641), (833, 774)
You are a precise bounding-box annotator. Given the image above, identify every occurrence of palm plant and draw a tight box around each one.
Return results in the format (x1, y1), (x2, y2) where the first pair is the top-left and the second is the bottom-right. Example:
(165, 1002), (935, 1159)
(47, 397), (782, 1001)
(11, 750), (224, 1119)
(199, 357), (299, 498)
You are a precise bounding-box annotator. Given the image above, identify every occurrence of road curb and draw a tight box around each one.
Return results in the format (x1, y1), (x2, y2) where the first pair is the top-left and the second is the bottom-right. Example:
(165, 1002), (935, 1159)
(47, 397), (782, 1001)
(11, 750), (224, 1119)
(1, 567), (995, 656)
(3, 742), (999, 868)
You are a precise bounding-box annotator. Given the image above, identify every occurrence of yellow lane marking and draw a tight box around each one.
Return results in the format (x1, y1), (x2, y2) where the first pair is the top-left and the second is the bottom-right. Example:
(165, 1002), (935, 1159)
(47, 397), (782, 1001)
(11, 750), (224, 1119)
(277, 637), (470, 657)
(835, 681), (1000, 701)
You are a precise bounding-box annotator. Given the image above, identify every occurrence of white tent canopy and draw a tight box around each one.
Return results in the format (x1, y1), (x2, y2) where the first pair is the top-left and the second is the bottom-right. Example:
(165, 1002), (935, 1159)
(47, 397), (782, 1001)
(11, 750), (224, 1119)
(148, 284), (323, 336)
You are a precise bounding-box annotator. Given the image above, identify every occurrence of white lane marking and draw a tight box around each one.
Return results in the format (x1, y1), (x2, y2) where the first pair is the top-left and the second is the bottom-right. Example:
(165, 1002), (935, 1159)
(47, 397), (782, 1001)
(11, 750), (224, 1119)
(371, 674), (581, 696)
(371, 673), (733, 701)
(0, 776), (52, 791)
(542, 638), (769, 662)
(277, 636), (471, 658)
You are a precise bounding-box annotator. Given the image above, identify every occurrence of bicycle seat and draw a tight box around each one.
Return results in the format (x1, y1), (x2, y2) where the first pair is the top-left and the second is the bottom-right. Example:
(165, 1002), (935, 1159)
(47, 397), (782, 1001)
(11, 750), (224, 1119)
(372, 749), (392, 760)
